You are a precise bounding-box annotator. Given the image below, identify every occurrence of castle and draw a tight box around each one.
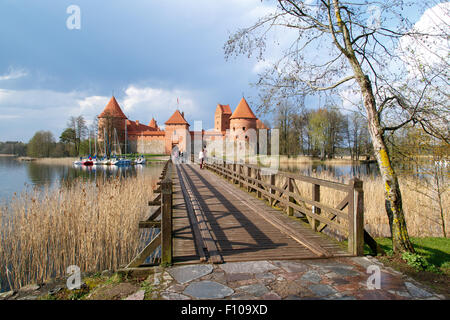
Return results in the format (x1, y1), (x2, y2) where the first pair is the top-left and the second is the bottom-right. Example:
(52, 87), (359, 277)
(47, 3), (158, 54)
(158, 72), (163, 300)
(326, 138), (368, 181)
(97, 96), (268, 155)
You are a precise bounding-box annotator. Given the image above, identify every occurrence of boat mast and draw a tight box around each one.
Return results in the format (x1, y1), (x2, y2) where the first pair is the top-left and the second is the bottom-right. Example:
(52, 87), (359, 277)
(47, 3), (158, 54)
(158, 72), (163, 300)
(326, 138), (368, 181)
(104, 127), (107, 156)
(89, 130), (91, 155)
(125, 118), (128, 155)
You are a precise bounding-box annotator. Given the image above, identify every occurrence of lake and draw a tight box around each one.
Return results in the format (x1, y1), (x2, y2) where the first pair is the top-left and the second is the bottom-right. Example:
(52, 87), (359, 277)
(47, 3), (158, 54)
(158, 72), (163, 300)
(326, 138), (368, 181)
(0, 157), (165, 204)
(0, 156), (379, 204)
(278, 161), (379, 179)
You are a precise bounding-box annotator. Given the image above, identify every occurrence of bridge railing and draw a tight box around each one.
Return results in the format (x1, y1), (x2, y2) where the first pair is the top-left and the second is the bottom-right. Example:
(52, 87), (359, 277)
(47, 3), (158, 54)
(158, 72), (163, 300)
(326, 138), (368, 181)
(126, 159), (173, 268)
(200, 156), (365, 256)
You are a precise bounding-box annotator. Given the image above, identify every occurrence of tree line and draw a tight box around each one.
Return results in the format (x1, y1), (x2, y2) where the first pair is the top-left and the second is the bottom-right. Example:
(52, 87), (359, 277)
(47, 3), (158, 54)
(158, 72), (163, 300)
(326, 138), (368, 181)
(0, 115), (97, 158)
(275, 103), (372, 160)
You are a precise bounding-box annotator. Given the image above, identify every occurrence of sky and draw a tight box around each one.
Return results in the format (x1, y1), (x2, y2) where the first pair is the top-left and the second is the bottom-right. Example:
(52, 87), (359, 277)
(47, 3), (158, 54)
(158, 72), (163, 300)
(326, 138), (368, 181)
(0, 0), (277, 141)
(0, 1), (446, 142)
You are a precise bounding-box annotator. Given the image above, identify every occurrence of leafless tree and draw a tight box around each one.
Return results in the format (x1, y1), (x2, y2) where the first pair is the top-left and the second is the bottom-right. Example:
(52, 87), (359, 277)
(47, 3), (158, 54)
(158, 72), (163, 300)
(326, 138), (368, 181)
(224, 0), (450, 253)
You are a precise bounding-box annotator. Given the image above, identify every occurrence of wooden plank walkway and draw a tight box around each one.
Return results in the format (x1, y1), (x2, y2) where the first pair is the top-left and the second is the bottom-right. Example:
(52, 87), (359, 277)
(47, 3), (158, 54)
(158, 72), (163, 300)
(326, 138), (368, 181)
(172, 163), (348, 264)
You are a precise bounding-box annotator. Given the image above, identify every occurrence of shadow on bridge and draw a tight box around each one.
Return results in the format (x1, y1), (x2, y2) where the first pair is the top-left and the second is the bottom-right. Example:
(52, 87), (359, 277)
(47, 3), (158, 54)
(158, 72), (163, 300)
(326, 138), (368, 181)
(180, 164), (288, 260)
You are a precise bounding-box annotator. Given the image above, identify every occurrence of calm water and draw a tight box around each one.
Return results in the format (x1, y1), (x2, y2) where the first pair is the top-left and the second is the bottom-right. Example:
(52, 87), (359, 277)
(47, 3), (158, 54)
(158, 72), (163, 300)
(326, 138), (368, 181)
(279, 161), (380, 179)
(0, 157), (165, 204)
(0, 156), (380, 203)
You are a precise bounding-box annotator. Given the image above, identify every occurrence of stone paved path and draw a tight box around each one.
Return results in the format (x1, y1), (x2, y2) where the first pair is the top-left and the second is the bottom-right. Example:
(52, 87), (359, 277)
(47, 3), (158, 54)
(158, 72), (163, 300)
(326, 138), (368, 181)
(1, 256), (445, 300)
(143, 256), (444, 300)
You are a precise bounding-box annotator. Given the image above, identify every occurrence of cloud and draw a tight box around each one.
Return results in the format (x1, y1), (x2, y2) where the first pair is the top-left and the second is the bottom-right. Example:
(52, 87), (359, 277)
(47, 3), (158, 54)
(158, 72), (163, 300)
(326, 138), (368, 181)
(121, 85), (203, 124)
(0, 68), (28, 81)
(338, 86), (362, 114)
(398, 2), (450, 78)
(0, 84), (210, 141)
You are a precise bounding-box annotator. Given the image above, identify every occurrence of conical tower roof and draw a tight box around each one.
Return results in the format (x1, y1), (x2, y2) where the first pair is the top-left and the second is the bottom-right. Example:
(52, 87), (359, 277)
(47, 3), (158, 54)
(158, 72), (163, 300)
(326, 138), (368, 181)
(149, 117), (157, 127)
(165, 110), (189, 125)
(98, 96), (127, 119)
(230, 97), (257, 120)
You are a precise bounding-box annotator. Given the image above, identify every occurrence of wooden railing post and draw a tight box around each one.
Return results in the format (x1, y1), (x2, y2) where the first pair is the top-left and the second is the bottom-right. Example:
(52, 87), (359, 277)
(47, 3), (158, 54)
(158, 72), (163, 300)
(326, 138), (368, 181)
(287, 177), (294, 216)
(348, 178), (364, 256)
(311, 184), (321, 231)
(247, 166), (252, 192)
(256, 169), (262, 198)
(161, 162), (173, 265)
(239, 164), (244, 188)
(270, 174), (276, 206)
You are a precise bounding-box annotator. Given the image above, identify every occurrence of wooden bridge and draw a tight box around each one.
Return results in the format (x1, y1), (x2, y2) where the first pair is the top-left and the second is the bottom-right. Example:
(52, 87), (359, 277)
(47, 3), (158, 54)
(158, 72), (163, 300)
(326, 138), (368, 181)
(125, 157), (380, 270)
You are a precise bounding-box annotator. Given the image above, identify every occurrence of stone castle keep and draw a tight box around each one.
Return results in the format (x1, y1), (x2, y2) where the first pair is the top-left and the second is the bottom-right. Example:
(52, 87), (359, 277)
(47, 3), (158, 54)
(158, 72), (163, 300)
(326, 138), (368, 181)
(97, 96), (268, 155)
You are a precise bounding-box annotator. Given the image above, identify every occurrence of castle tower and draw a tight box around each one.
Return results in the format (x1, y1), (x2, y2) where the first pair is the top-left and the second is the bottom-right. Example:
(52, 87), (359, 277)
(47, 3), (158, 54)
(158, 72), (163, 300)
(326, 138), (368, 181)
(214, 104), (232, 133)
(229, 97), (257, 140)
(97, 96), (127, 152)
(164, 110), (190, 154)
(148, 117), (158, 129)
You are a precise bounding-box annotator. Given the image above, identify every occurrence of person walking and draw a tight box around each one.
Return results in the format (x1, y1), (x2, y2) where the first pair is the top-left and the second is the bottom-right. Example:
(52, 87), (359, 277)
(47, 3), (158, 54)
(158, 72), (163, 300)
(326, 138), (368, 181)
(199, 148), (205, 169)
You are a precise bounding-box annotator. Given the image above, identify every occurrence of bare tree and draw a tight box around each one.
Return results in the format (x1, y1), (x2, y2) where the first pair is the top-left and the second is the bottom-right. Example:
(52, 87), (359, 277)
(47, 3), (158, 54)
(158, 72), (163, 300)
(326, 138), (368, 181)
(224, 0), (450, 253)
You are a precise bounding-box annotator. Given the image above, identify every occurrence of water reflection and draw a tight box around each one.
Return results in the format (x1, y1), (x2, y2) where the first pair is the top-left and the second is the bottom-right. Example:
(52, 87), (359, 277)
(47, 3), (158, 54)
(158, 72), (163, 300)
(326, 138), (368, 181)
(278, 161), (380, 178)
(0, 157), (165, 202)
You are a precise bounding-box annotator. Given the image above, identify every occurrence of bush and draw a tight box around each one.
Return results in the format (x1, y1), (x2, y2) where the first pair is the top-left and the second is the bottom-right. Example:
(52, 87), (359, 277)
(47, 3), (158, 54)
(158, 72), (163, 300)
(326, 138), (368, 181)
(401, 252), (442, 274)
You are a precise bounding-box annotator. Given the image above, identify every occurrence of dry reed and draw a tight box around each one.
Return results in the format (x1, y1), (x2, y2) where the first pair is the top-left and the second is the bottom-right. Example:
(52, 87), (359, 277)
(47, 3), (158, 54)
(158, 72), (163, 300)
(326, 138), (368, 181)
(0, 174), (157, 290)
(271, 171), (449, 238)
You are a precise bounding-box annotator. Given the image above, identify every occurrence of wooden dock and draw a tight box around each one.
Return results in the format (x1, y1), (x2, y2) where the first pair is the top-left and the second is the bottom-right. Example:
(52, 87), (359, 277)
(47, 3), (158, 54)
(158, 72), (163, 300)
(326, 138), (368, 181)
(126, 158), (374, 270)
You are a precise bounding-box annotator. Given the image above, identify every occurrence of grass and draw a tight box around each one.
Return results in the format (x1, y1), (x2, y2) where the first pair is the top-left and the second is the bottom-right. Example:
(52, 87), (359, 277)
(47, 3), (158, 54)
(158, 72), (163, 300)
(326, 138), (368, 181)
(375, 237), (450, 271)
(367, 237), (450, 297)
(0, 173), (158, 291)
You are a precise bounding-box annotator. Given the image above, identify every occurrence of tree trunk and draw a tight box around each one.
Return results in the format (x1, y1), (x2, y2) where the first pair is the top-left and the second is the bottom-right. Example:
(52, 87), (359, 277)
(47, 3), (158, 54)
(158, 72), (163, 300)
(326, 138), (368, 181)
(331, 0), (414, 253)
(358, 75), (415, 253)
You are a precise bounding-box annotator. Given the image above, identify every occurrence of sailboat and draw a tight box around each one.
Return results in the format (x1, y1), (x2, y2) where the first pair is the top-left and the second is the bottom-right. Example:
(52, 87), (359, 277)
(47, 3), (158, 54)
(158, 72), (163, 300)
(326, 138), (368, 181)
(134, 155), (146, 165)
(134, 132), (146, 164)
(81, 131), (94, 166)
(111, 128), (131, 166)
(92, 134), (100, 165)
(98, 127), (111, 165)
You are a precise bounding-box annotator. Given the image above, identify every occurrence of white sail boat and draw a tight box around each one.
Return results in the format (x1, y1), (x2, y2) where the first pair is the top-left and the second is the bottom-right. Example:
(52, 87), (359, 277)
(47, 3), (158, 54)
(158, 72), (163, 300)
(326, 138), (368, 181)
(111, 128), (131, 166)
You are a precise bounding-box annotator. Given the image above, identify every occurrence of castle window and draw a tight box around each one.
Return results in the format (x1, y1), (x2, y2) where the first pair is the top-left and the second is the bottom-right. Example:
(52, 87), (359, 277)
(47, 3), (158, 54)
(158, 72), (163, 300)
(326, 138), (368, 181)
(242, 127), (246, 131)
(233, 127), (235, 131)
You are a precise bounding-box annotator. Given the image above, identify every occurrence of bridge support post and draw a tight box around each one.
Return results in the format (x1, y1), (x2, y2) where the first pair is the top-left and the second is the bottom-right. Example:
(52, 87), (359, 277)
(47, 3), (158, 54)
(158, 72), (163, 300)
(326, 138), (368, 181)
(287, 178), (294, 216)
(270, 174), (276, 206)
(247, 166), (252, 193)
(348, 178), (364, 256)
(161, 164), (173, 265)
(311, 184), (321, 231)
(256, 169), (262, 198)
(239, 164), (244, 188)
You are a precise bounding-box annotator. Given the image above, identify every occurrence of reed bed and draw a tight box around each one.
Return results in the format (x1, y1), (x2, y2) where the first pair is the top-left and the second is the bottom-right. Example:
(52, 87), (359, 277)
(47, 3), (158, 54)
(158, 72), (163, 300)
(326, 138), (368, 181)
(273, 171), (449, 238)
(0, 173), (158, 291)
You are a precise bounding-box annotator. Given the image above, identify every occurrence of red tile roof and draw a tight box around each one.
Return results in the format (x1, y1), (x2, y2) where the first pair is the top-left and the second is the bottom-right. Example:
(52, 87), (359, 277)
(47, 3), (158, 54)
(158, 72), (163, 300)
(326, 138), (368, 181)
(126, 120), (157, 132)
(98, 96), (127, 119)
(217, 104), (232, 114)
(165, 110), (189, 125)
(128, 131), (165, 137)
(230, 97), (257, 120)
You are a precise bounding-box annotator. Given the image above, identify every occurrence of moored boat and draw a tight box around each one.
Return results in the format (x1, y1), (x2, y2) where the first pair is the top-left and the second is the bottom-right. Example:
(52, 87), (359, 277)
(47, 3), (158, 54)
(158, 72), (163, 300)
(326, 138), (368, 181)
(134, 156), (146, 165)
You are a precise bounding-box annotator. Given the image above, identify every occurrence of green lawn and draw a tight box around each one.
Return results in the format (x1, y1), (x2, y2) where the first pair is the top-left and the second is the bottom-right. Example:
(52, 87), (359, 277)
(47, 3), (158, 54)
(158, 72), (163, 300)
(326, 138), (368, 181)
(375, 237), (450, 269)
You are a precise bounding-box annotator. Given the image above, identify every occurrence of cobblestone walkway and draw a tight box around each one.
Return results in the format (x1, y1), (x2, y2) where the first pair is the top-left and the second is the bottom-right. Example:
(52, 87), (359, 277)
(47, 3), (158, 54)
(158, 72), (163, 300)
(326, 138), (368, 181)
(1, 256), (445, 300)
(142, 256), (444, 300)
